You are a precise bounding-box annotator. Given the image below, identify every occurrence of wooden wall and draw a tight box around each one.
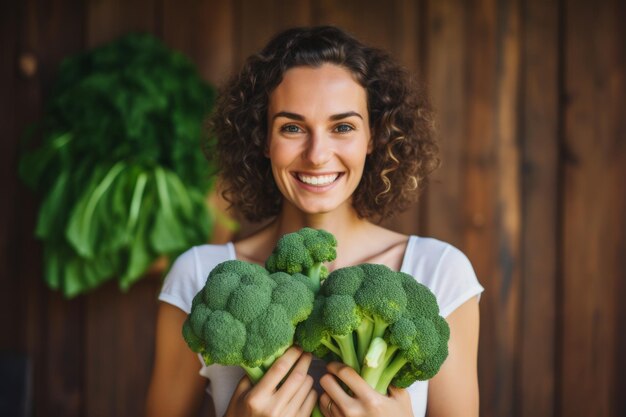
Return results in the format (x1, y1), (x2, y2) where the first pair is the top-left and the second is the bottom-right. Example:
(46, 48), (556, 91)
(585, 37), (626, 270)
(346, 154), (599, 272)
(1, 0), (625, 416)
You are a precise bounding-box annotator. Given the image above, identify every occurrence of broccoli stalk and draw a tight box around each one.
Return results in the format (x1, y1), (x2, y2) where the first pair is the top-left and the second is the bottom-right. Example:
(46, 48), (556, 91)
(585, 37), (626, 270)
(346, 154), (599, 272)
(239, 348), (288, 383)
(265, 227), (337, 294)
(295, 263), (450, 395)
(360, 339), (411, 394)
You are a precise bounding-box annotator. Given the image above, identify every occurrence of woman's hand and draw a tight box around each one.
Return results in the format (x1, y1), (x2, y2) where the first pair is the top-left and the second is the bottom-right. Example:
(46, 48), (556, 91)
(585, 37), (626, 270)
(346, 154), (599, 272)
(223, 347), (318, 417)
(318, 362), (414, 417)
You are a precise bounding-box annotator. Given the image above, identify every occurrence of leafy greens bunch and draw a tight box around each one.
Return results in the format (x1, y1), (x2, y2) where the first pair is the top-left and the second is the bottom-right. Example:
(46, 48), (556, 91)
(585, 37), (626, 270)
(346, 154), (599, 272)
(20, 34), (216, 297)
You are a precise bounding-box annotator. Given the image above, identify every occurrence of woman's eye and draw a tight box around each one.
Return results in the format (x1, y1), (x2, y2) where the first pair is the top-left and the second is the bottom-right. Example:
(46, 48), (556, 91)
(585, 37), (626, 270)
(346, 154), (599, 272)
(280, 124), (302, 134)
(334, 124), (354, 133)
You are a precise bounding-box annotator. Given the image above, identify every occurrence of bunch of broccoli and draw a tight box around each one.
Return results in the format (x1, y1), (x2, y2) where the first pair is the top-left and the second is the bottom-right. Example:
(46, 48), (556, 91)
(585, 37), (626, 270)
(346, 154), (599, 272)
(182, 228), (336, 382)
(182, 226), (449, 398)
(295, 263), (450, 394)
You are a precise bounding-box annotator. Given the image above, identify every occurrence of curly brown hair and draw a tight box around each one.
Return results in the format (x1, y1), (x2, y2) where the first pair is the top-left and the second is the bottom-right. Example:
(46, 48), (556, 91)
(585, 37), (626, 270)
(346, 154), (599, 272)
(209, 26), (439, 223)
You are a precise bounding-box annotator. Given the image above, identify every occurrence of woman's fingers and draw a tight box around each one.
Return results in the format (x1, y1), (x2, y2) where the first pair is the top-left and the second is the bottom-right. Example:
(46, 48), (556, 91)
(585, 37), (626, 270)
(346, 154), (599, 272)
(281, 373), (315, 416)
(244, 347), (317, 417)
(223, 375), (252, 415)
(273, 352), (313, 411)
(298, 389), (319, 417)
(255, 347), (304, 392)
(387, 385), (410, 401)
(324, 361), (374, 399)
(319, 365), (357, 417)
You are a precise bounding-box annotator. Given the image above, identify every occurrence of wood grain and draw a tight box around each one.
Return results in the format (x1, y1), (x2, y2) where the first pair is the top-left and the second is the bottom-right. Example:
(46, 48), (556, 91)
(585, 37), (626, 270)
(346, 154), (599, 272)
(520, 1), (559, 416)
(561, 0), (625, 416)
(162, 0), (236, 85)
(425, 0), (467, 246)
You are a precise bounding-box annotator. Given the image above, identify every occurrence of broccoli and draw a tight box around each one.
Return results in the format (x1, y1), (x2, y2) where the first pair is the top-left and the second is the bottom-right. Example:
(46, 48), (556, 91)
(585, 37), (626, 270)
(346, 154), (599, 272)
(265, 227), (337, 294)
(295, 263), (450, 394)
(182, 259), (314, 383)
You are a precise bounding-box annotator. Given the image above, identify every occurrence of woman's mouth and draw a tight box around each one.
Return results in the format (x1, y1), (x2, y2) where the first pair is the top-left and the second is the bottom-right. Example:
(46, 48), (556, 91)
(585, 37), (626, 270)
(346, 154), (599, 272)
(294, 172), (342, 186)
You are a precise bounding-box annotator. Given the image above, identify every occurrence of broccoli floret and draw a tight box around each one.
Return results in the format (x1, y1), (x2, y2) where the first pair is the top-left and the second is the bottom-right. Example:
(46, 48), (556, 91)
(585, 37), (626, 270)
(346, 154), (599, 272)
(182, 260), (314, 383)
(265, 227), (337, 294)
(295, 263), (449, 394)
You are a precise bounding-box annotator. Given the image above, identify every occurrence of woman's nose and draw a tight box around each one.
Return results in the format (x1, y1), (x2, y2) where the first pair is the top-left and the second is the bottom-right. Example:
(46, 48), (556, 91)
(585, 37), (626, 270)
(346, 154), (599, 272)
(302, 131), (332, 166)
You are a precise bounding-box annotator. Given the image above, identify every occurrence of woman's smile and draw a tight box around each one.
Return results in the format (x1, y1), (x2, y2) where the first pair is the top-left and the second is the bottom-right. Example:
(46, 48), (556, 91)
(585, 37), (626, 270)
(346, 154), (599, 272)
(267, 64), (371, 215)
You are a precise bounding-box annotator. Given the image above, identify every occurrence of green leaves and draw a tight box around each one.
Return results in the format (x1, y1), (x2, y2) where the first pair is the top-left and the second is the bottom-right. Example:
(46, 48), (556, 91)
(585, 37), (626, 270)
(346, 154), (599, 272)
(32, 162), (213, 298)
(20, 34), (217, 297)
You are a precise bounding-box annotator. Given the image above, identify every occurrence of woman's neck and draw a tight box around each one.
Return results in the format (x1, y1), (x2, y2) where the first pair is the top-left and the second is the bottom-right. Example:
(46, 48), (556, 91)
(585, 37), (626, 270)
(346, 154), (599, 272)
(238, 202), (407, 271)
(269, 202), (371, 246)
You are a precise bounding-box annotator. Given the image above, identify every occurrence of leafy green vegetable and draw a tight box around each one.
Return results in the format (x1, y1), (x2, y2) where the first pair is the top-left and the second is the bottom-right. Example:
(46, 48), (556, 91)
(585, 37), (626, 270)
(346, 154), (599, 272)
(20, 33), (217, 297)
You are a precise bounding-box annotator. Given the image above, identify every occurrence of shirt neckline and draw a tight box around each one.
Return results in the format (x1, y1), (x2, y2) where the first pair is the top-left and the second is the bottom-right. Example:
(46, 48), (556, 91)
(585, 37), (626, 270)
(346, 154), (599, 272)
(226, 235), (417, 272)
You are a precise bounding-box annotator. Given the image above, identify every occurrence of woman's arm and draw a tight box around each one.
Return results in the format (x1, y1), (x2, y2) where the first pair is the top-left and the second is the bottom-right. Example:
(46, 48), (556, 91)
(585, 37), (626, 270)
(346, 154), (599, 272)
(426, 297), (480, 417)
(145, 302), (208, 417)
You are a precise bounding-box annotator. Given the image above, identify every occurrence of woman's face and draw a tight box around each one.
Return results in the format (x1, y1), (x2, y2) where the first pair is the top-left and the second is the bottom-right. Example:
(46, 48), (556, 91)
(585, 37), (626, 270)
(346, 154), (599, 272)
(266, 63), (372, 216)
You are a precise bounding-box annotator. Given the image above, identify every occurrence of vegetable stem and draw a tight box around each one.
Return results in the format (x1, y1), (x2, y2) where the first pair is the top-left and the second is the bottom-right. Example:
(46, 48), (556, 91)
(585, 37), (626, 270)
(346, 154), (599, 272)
(332, 333), (360, 373)
(127, 171), (148, 231)
(241, 365), (265, 384)
(375, 351), (408, 395)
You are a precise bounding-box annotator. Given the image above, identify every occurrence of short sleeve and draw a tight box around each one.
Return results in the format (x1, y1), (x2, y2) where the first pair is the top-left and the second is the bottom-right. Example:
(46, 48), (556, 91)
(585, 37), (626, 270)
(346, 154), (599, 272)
(158, 244), (235, 314)
(431, 245), (483, 318)
(401, 237), (484, 318)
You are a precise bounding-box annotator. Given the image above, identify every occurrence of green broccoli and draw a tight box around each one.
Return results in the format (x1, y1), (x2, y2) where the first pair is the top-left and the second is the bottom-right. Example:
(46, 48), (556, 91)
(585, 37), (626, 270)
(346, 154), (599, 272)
(265, 227), (337, 294)
(295, 263), (450, 394)
(182, 259), (314, 383)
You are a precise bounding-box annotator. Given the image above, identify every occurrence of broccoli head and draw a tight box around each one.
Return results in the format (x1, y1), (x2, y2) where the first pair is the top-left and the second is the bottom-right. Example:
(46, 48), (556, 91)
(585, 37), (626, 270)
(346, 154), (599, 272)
(182, 259), (314, 383)
(265, 227), (337, 294)
(295, 263), (449, 394)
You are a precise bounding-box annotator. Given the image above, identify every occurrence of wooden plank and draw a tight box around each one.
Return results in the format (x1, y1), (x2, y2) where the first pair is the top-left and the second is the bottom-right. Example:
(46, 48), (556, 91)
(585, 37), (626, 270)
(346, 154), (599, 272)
(42, 295), (84, 417)
(162, 0), (235, 85)
(313, 0), (398, 50)
(236, 0), (312, 67)
(561, 0), (625, 416)
(519, 1), (559, 417)
(86, 0), (157, 47)
(11, 1), (88, 416)
(615, 0), (626, 408)
(493, 1), (522, 416)
(0, 0), (21, 355)
(462, 0), (523, 416)
(384, 0), (424, 237)
(83, 1), (160, 415)
(424, 0), (467, 246)
(84, 279), (161, 417)
(608, 6), (626, 416)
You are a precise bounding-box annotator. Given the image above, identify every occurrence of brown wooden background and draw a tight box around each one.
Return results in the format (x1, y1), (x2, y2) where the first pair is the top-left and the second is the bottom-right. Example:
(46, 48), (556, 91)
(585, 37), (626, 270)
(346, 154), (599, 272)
(2, 0), (625, 416)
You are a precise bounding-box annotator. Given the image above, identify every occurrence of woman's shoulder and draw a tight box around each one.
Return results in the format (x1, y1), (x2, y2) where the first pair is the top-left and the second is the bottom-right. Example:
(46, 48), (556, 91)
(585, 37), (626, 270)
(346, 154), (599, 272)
(169, 242), (237, 276)
(402, 235), (484, 318)
(158, 243), (236, 314)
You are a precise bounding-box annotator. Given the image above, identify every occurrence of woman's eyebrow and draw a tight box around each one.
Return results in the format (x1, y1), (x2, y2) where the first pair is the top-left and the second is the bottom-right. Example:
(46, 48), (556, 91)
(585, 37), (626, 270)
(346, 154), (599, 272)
(329, 111), (363, 121)
(272, 111), (304, 121)
(272, 111), (363, 121)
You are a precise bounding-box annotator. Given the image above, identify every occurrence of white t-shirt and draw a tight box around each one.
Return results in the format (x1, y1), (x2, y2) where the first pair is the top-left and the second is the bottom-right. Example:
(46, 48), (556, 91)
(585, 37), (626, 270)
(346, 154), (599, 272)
(159, 235), (484, 417)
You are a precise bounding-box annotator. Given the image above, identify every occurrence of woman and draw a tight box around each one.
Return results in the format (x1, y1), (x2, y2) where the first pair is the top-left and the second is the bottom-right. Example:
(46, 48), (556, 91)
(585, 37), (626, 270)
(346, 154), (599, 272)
(146, 26), (483, 417)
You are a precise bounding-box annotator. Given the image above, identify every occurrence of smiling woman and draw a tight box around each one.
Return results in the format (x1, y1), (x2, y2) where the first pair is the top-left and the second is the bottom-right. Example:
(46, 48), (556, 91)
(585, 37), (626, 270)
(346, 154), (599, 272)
(267, 64), (371, 216)
(211, 26), (439, 224)
(146, 25), (483, 417)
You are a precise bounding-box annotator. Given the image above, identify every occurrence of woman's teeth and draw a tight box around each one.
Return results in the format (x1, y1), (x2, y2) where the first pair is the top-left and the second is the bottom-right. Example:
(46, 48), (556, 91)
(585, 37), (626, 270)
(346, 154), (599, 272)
(297, 173), (339, 186)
